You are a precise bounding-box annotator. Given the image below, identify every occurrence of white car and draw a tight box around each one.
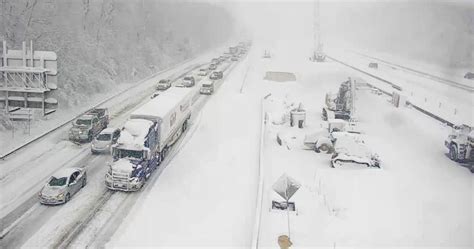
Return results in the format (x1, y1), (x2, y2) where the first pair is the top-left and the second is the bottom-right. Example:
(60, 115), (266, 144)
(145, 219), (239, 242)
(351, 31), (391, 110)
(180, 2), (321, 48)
(331, 135), (380, 168)
(91, 128), (121, 154)
(198, 68), (209, 77)
(39, 167), (87, 205)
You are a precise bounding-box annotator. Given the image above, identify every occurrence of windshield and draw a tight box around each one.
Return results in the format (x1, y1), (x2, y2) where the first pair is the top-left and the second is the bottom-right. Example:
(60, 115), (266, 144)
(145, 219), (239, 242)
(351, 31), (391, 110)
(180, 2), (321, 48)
(48, 177), (67, 186)
(97, 133), (112, 141)
(203, 83), (212, 87)
(75, 119), (91, 126)
(184, 77), (192, 81)
(117, 149), (143, 160)
(159, 80), (168, 83)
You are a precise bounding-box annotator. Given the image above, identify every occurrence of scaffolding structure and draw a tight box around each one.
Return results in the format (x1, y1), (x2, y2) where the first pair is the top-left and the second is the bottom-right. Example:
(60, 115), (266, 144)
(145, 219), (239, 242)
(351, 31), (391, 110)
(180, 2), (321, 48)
(0, 40), (58, 117)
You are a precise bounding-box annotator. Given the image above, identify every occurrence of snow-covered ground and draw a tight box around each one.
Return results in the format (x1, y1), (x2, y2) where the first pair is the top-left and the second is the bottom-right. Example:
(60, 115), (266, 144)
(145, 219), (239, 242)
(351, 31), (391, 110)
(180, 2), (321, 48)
(250, 44), (473, 248)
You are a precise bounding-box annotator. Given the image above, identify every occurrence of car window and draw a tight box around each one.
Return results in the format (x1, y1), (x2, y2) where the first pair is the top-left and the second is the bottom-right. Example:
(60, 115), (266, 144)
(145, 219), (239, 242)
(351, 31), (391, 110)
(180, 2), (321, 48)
(70, 172), (79, 184)
(49, 177), (67, 186)
(114, 130), (120, 139)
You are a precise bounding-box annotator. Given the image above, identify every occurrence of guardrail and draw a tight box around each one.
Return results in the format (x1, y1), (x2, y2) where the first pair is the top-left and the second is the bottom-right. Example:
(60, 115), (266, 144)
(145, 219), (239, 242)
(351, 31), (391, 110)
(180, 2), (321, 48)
(327, 55), (456, 128)
(352, 51), (473, 92)
(0, 55), (202, 160)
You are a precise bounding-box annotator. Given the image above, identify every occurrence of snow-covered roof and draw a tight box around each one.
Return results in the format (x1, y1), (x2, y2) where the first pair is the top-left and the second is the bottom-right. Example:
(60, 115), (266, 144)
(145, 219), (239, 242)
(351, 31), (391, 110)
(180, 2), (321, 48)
(117, 119), (153, 150)
(131, 87), (192, 122)
(334, 136), (373, 159)
(78, 114), (94, 120)
(101, 127), (118, 134)
(52, 167), (80, 178)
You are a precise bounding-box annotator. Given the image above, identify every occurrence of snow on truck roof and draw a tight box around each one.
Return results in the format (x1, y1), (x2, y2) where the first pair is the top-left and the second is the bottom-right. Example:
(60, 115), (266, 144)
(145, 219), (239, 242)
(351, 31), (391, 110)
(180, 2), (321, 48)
(117, 119), (154, 150)
(131, 87), (192, 122)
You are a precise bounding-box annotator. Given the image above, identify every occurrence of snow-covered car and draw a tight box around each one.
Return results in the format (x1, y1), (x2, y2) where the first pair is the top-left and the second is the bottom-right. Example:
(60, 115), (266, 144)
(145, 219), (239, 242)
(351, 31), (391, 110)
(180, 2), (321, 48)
(331, 136), (380, 168)
(200, 81), (214, 95)
(464, 72), (474, 80)
(208, 64), (217, 70)
(231, 56), (239, 61)
(209, 71), (223, 80)
(39, 167), (87, 205)
(182, 76), (195, 87)
(198, 68), (209, 77)
(91, 127), (121, 154)
(156, 79), (171, 91)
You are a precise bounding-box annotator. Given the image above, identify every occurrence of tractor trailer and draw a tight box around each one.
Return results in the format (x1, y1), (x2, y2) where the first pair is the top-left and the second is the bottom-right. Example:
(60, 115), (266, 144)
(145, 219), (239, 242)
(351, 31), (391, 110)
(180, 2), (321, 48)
(105, 87), (195, 191)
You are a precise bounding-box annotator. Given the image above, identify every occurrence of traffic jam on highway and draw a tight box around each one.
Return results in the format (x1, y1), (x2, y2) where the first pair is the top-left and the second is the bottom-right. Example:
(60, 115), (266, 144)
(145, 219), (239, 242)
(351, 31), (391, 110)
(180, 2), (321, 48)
(0, 41), (251, 248)
(44, 41), (251, 203)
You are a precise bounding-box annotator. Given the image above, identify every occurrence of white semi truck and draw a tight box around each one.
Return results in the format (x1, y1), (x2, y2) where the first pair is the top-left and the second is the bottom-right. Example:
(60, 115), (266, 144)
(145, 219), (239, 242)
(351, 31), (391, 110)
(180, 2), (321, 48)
(105, 87), (196, 191)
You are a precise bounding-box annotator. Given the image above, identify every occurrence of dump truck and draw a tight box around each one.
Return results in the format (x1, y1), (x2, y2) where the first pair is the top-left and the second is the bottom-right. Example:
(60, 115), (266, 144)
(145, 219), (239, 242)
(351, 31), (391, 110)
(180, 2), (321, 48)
(105, 87), (195, 191)
(69, 108), (109, 143)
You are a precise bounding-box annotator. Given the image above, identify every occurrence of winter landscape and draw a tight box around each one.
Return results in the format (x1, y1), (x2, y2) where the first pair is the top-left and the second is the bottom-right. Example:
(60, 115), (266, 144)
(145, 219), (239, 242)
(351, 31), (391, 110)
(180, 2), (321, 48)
(0, 0), (472, 249)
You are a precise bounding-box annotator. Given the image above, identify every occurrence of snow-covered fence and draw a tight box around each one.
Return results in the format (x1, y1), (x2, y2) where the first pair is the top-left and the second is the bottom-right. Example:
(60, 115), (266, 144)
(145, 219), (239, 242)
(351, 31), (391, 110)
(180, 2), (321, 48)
(251, 93), (271, 249)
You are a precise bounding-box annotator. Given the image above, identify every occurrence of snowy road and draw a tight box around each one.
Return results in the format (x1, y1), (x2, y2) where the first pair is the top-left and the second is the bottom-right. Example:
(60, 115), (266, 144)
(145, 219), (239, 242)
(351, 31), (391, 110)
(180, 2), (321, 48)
(110, 48), (262, 248)
(0, 50), (238, 247)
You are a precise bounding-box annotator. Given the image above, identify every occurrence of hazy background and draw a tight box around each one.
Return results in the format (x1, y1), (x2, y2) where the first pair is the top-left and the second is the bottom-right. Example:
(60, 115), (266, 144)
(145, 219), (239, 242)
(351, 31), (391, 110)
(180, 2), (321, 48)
(230, 0), (473, 69)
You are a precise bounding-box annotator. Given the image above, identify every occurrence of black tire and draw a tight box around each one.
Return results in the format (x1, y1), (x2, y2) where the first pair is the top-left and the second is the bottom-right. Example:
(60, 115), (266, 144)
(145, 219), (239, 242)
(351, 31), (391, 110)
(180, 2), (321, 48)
(82, 177), (87, 188)
(65, 193), (71, 203)
(449, 144), (458, 162)
(182, 120), (188, 132)
(317, 144), (331, 154)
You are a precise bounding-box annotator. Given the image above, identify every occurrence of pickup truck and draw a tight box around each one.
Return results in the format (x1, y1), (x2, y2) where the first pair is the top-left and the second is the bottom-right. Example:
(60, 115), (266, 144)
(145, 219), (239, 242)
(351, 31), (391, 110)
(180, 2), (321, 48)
(69, 108), (109, 143)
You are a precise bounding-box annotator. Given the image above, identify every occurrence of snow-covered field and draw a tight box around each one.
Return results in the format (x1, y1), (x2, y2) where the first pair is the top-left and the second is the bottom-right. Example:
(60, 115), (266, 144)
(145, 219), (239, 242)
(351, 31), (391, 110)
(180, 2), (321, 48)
(251, 44), (473, 249)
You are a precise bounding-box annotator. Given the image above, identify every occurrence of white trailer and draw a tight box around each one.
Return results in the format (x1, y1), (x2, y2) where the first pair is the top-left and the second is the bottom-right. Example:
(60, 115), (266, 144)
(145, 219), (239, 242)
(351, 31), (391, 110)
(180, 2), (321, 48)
(106, 87), (197, 191)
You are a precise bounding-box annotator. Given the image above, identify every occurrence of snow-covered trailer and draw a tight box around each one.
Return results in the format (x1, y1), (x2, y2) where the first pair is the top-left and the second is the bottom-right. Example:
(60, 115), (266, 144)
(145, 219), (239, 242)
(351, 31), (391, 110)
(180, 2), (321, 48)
(106, 87), (195, 191)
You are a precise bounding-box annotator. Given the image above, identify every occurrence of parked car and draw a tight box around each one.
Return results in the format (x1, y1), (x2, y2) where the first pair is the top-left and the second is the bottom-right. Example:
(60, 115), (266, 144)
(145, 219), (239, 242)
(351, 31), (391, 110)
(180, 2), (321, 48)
(91, 127), (121, 154)
(69, 108), (109, 143)
(156, 79), (171, 91)
(210, 71), (223, 80)
(198, 68), (209, 77)
(331, 135), (380, 168)
(182, 76), (195, 87)
(39, 167), (87, 205)
(209, 64), (217, 70)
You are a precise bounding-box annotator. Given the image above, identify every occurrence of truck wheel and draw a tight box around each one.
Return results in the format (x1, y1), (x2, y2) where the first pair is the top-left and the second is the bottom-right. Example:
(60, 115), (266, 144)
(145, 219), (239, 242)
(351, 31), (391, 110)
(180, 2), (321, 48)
(449, 145), (458, 162)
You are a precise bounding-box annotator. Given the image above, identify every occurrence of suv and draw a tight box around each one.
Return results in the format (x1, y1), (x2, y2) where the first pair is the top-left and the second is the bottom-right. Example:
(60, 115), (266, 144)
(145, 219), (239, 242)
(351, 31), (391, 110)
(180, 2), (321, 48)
(91, 128), (121, 154)
(156, 79), (171, 90)
(200, 81), (215, 95)
(210, 71), (223, 80)
(182, 76), (195, 87)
